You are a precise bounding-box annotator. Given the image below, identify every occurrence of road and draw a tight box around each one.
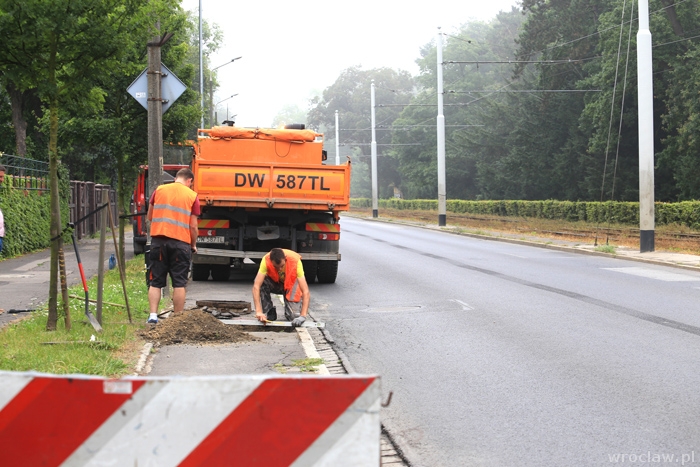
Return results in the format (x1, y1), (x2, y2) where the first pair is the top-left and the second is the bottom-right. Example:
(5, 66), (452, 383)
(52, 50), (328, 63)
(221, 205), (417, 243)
(310, 217), (700, 466)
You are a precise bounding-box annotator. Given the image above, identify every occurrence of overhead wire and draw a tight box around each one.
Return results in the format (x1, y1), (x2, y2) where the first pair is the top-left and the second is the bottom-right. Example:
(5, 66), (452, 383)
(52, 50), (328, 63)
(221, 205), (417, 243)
(595, 0), (630, 246)
(610, 1), (636, 210)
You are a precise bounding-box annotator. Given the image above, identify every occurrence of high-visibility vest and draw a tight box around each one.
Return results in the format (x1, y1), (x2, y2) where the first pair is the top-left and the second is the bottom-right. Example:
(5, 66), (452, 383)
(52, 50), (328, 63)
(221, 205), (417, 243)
(265, 249), (303, 302)
(150, 182), (198, 244)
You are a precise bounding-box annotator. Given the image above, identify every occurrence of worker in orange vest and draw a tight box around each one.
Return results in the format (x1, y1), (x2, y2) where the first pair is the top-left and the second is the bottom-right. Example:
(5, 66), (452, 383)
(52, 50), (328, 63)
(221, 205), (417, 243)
(253, 248), (310, 327)
(146, 167), (200, 324)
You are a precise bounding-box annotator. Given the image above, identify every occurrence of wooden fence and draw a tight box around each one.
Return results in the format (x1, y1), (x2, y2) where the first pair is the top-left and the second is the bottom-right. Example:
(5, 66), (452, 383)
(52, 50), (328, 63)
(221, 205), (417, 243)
(69, 181), (117, 240)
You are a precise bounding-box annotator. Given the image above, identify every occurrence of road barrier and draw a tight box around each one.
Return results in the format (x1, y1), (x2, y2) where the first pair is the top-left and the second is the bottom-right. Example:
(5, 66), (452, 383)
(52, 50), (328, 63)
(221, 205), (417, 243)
(0, 371), (381, 466)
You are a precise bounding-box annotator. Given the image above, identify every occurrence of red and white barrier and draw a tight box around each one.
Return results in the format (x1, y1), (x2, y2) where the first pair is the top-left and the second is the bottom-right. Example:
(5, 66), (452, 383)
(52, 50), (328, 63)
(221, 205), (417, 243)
(0, 371), (380, 466)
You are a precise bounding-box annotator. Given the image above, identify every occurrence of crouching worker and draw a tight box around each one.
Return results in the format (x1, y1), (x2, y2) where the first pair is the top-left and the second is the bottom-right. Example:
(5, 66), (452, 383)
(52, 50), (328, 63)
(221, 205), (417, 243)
(253, 248), (310, 327)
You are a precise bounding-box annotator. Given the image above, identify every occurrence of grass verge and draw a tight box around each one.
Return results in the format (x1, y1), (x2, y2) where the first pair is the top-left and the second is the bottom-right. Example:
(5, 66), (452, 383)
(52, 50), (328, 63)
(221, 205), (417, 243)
(0, 257), (151, 377)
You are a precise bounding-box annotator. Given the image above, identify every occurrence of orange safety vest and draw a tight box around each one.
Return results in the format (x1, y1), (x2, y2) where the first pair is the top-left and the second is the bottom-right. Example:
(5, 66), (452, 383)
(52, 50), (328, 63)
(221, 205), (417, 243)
(150, 182), (198, 244)
(265, 249), (303, 302)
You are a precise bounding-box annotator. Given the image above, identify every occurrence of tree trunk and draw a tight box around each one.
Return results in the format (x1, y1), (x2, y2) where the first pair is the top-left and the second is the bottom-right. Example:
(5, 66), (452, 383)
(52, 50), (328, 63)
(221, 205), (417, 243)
(47, 94), (61, 331)
(59, 246), (71, 331)
(7, 82), (28, 157)
(660, 0), (684, 37)
(47, 35), (61, 331)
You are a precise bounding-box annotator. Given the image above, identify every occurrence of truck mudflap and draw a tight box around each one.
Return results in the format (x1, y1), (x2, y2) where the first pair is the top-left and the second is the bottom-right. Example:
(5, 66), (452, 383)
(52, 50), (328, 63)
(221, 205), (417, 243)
(195, 247), (341, 261)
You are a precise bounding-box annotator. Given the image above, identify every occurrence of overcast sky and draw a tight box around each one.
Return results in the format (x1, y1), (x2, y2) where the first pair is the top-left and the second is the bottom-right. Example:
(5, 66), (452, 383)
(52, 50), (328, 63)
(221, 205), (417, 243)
(180, 0), (521, 128)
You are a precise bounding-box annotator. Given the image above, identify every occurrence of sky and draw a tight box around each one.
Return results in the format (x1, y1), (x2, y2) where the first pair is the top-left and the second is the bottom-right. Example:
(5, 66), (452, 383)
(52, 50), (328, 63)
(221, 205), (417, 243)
(180, 0), (521, 128)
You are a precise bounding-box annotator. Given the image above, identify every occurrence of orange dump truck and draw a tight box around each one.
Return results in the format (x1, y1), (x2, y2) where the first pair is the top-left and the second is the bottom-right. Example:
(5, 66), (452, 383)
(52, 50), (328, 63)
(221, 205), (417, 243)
(192, 124), (351, 283)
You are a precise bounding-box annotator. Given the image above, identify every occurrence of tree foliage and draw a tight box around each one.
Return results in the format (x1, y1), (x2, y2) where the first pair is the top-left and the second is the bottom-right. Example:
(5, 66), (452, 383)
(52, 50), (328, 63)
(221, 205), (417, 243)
(308, 66), (414, 198)
(0, 0), (206, 328)
(308, 1), (700, 203)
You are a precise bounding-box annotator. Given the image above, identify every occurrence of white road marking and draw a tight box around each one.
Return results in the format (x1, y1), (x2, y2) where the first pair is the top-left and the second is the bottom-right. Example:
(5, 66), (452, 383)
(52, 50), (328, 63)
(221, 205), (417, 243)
(603, 267), (700, 282)
(449, 299), (474, 311)
(503, 253), (527, 258)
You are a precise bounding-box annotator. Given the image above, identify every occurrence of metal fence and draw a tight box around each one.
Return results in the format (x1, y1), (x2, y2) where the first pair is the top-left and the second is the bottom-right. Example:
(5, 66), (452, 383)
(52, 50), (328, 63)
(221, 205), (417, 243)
(1, 153), (117, 240)
(0, 153), (49, 190)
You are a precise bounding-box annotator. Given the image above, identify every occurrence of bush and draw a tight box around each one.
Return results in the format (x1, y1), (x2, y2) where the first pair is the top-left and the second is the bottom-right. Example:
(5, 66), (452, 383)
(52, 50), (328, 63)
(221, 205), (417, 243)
(0, 165), (70, 258)
(349, 198), (700, 228)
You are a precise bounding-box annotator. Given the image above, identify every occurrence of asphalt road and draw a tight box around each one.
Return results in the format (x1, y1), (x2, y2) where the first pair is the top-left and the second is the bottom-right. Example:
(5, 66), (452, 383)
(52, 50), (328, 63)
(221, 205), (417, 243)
(310, 217), (700, 466)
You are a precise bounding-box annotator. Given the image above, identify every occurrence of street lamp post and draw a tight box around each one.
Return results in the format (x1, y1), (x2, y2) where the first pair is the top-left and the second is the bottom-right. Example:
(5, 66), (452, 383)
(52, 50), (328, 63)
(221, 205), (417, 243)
(213, 94), (238, 125)
(209, 56), (242, 127)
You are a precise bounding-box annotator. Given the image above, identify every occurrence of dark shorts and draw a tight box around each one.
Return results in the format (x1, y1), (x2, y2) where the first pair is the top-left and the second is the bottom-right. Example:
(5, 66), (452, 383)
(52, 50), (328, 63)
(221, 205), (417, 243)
(148, 237), (191, 288)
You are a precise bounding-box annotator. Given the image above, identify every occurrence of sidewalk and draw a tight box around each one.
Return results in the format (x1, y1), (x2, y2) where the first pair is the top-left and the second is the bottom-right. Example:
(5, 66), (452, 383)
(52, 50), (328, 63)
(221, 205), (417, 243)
(0, 233), (135, 328)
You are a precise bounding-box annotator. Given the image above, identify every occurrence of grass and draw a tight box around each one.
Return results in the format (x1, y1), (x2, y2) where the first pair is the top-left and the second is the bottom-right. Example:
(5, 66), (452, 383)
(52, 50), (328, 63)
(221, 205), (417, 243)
(292, 358), (325, 373)
(0, 257), (152, 377)
(595, 244), (617, 254)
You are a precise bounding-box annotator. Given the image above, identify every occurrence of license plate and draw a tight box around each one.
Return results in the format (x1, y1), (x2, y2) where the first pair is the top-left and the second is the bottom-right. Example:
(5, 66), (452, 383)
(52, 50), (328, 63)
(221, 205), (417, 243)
(197, 236), (225, 244)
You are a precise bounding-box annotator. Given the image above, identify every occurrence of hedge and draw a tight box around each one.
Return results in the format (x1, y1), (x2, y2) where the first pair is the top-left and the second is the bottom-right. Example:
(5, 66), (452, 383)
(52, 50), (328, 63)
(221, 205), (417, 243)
(350, 198), (700, 229)
(0, 166), (70, 259)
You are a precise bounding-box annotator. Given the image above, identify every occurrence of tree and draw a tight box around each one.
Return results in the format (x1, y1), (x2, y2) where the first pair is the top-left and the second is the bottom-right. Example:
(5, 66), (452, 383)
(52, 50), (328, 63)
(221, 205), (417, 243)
(308, 66), (414, 198)
(272, 104), (308, 128)
(0, 0), (160, 329)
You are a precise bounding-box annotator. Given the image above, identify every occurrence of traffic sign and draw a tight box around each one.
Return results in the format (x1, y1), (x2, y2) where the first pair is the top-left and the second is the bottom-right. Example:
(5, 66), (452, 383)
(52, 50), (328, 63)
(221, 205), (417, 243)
(127, 63), (186, 113)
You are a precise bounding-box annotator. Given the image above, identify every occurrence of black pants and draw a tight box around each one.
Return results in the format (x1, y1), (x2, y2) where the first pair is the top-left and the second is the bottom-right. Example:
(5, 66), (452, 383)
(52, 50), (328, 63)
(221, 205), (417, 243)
(260, 275), (302, 321)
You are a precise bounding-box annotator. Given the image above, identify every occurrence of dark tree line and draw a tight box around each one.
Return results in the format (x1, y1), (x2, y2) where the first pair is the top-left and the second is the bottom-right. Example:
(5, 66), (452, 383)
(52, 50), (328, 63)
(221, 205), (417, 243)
(308, 1), (700, 202)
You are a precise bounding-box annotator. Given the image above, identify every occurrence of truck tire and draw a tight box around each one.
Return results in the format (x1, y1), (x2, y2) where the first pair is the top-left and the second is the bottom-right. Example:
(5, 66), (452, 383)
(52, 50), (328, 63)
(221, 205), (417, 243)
(316, 260), (338, 284)
(303, 260), (318, 284)
(132, 224), (145, 255)
(211, 264), (230, 282)
(133, 240), (144, 255)
(192, 264), (210, 281)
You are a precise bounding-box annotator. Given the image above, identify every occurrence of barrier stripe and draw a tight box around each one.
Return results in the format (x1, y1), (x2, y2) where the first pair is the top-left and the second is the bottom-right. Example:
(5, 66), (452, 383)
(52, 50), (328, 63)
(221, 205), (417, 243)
(293, 378), (381, 466)
(0, 373), (379, 466)
(181, 377), (375, 466)
(0, 377), (145, 466)
(306, 223), (340, 233)
(198, 219), (230, 228)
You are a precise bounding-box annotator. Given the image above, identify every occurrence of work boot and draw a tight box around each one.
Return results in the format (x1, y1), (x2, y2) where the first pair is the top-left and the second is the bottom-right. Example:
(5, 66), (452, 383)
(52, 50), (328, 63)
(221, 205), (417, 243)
(266, 307), (277, 321)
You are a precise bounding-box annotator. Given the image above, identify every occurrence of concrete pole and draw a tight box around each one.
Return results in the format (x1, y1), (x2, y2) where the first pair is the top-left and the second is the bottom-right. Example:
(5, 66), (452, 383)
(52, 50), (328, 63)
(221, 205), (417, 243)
(436, 27), (447, 227)
(371, 80), (378, 218)
(637, 0), (655, 252)
(335, 110), (340, 165)
(209, 76), (214, 128)
(199, 0), (204, 130)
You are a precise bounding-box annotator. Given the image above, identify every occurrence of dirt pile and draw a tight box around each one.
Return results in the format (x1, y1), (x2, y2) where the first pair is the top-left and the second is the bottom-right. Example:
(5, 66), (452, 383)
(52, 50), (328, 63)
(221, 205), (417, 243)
(139, 310), (257, 345)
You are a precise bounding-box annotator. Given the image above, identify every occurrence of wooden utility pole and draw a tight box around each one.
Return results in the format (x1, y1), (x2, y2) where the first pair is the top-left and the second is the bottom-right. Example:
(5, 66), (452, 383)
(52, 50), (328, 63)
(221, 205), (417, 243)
(147, 30), (165, 209)
(146, 29), (173, 303)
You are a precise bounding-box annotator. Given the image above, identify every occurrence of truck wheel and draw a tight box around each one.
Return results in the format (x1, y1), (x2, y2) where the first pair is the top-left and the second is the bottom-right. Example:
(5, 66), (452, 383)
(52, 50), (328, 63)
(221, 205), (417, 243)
(132, 223), (144, 255)
(211, 264), (230, 282)
(303, 260), (318, 284)
(316, 260), (338, 284)
(133, 240), (144, 255)
(192, 264), (210, 281)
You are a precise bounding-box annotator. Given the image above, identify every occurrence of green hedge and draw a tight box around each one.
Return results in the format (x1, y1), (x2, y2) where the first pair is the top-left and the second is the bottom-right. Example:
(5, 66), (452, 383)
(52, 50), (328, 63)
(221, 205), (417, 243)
(350, 198), (700, 228)
(0, 166), (70, 259)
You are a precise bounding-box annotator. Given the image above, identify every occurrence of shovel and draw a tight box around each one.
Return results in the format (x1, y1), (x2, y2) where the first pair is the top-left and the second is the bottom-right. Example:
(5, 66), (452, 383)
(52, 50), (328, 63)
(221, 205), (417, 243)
(69, 224), (103, 332)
